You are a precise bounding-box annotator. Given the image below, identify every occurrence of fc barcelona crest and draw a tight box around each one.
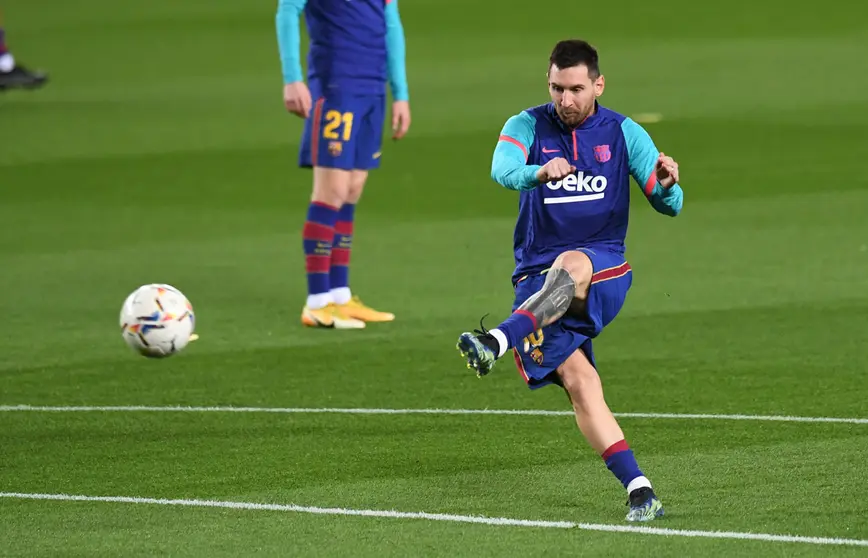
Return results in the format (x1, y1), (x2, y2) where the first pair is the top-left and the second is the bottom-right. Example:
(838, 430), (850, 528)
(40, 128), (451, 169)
(522, 329), (545, 365)
(328, 141), (343, 157)
(594, 144), (611, 163)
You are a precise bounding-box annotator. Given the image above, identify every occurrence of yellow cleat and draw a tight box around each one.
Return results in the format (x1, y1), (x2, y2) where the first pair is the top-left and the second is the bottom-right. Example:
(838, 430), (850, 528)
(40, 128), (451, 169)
(301, 303), (365, 329)
(189, 334), (199, 342)
(336, 295), (395, 323)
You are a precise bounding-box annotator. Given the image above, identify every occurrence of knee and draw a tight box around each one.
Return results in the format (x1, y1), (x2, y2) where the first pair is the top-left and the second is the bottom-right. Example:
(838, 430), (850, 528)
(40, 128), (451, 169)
(346, 171), (368, 203)
(554, 250), (593, 287)
(561, 362), (601, 407)
(311, 168), (352, 207)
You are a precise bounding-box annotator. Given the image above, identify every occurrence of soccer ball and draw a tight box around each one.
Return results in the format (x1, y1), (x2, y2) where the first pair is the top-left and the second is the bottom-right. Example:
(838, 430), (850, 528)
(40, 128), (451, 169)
(119, 284), (196, 358)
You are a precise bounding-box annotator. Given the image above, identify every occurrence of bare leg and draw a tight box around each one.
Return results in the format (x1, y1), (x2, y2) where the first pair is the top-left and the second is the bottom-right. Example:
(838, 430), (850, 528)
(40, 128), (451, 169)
(557, 348), (624, 454)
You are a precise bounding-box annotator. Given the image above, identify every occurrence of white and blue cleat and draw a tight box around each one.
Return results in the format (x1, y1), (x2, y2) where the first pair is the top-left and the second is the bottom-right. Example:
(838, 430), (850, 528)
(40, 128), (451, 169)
(456, 331), (499, 377)
(626, 487), (665, 522)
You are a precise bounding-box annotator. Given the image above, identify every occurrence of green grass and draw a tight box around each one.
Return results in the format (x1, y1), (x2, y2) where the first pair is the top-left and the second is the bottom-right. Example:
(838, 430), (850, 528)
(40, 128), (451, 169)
(2, 0), (868, 555)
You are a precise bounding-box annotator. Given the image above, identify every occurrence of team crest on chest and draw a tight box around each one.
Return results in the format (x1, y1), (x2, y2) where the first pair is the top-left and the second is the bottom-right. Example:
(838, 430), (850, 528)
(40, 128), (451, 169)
(594, 144), (611, 163)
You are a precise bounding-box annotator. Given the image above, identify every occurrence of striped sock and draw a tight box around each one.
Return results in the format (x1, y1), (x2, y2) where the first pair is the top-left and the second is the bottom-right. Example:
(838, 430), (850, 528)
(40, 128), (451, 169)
(602, 439), (651, 493)
(0, 28), (6, 55)
(302, 202), (339, 309)
(330, 203), (355, 305)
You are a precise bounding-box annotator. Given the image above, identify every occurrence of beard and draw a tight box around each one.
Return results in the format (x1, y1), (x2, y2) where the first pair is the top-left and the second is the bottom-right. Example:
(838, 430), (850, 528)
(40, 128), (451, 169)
(555, 105), (592, 127)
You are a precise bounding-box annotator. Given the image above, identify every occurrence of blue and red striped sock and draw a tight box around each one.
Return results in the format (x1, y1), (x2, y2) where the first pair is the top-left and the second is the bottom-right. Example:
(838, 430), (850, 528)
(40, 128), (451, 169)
(489, 310), (537, 357)
(329, 203), (355, 305)
(602, 439), (651, 493)
(302, 202), (339, 309)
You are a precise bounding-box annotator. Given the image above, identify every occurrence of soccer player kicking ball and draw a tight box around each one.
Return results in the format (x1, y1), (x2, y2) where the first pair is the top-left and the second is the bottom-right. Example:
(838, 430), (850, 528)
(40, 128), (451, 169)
(457, 39), (684, 522)
(276, 0), (411, 329)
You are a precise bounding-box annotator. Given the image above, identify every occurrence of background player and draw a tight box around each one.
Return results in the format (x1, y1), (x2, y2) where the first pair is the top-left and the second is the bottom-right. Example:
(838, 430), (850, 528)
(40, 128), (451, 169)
(0, 11), (48, 91)
(276, 0), (411, 329)
(457, 40), (684, 522)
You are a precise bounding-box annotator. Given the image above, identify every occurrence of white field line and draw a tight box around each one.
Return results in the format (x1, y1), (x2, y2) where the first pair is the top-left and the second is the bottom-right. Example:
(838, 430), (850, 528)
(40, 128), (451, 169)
(0, 405), (867, 424)
(0, 492), (865, 548)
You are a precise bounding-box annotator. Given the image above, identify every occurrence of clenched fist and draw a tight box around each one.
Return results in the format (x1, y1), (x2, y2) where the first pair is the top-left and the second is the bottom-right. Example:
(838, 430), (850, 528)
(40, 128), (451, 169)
(536, 157), (576, 183)
(656, 152), (680, 189)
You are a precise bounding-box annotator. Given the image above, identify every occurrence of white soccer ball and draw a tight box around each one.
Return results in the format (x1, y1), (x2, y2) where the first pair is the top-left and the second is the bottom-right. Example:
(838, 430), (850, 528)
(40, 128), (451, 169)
(119, 284), (196, 358)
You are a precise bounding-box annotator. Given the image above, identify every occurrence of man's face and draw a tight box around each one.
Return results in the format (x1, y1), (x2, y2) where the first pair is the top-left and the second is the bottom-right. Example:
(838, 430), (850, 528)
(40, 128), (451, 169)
(548, 63), (604, 127)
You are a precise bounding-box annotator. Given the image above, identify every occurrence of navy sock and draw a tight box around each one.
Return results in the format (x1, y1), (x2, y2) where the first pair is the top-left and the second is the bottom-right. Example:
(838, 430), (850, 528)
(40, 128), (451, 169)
(493, 310), (538, 353)
(330, 203), (355, 292)
(602, 440), (646, 491)
(0, 28), (7, 55)
(302, 202), (339, 301)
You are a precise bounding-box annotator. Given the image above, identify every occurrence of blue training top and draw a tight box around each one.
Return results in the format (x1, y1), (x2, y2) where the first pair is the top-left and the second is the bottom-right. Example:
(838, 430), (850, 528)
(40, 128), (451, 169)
(491, 102), (683, 283)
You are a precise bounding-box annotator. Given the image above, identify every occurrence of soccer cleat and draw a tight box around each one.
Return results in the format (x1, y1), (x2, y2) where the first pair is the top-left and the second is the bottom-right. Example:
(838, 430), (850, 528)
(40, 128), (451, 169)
(336, 295), (394, 322)
(0, 64), (48, 91)
(189, 334), (199, 342)
(625, 487), (664, 522)
(301, 303), (365, 329)
(456, 316), (500, 377)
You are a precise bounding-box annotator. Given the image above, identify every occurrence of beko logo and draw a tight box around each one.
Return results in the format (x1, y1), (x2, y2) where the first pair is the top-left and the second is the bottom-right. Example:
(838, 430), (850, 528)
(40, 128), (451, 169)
(544, 172), (607, 204)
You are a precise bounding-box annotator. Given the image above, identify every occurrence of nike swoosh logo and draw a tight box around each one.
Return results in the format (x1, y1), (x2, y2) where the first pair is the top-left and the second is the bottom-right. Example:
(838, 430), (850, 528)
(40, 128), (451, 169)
(542, 147), (560, 153)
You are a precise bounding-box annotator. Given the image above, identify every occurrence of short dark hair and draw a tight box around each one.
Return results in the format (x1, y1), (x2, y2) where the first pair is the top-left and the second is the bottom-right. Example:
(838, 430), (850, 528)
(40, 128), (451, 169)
(549, 40), (600, 78)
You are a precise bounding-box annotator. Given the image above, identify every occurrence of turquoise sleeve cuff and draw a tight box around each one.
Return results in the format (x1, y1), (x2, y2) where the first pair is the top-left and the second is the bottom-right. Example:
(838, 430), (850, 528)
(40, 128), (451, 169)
(648, 183), (684, 216)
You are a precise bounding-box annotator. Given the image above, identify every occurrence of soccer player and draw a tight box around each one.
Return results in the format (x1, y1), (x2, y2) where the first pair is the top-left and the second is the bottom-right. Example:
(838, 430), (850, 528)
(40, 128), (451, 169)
(276, 0), (411, 329)
(456, 39), (684, 522)
(0, 14), (48, 91)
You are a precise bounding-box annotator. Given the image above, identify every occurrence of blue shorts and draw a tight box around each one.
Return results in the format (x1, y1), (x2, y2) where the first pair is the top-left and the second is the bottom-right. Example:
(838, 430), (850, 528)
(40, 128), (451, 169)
(511, 248), (633, 390)
(298, 93), (386, 171)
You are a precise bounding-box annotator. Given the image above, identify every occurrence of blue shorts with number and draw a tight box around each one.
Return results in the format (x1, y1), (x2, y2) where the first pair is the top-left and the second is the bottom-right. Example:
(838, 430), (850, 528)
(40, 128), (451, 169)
(511, 248), (633, 390)
(298, 93), (386, 171)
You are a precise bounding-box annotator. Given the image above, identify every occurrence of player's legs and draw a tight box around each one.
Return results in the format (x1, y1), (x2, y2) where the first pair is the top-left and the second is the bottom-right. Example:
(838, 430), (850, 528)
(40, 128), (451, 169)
(327, 96), (394, 323)
(557, 348), (623, 454)
(557, 348), (664, 521)
(328, 170), (364, 305)
(298, 97), (365, 329)
(0, 16), (48, 91)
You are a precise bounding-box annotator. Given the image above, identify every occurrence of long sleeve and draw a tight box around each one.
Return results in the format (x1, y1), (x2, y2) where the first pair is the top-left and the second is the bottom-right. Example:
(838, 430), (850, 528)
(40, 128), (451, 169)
(491, 112), (543, 191)
(620, 117), (683, 216)
(384, 0), (409, 101)
(275, 0), (308, 85)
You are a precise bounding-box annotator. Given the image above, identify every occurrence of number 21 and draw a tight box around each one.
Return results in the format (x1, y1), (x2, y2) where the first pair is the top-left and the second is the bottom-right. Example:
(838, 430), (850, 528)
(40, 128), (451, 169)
(323, 110), (354, 141)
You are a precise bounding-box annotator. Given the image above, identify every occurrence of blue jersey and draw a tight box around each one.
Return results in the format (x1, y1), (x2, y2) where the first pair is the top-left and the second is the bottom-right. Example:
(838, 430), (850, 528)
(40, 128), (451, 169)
(276, 0), (409, 100)
(490, 102), (684, 283)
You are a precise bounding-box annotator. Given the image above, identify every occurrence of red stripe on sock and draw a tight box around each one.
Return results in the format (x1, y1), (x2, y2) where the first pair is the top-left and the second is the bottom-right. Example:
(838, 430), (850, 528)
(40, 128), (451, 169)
(305, 255), (331, 273)
(601, 439), (630, 460)
(514, 309), (538, 330)
(334, 221), (353, 236)
(331, 248), (351, 266)
(303, 222), (334, 242)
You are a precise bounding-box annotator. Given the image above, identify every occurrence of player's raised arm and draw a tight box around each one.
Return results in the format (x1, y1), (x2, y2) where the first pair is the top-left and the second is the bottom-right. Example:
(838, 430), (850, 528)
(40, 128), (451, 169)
(276, 0), (311, 117)
(621, 117), (683, 216)
(491, 112), (544, 191)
